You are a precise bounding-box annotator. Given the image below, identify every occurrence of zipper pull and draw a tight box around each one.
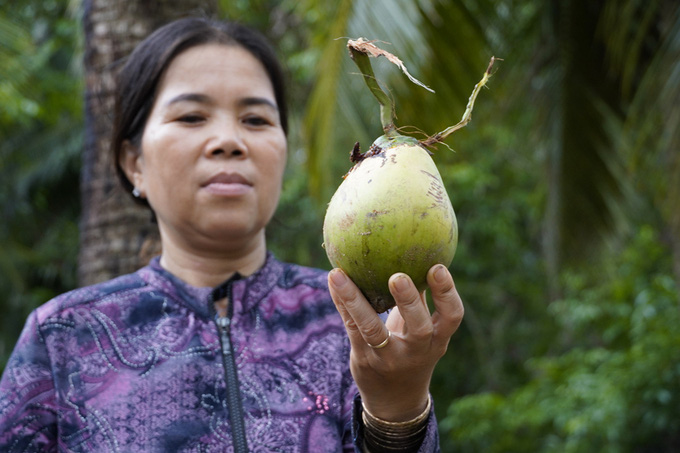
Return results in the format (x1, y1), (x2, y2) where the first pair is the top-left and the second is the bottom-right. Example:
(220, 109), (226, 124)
(216, 316), (232, 356)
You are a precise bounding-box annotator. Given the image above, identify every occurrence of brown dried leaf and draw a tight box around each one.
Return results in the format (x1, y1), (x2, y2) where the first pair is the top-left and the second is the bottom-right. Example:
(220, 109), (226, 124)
(347, 37), (434, 93)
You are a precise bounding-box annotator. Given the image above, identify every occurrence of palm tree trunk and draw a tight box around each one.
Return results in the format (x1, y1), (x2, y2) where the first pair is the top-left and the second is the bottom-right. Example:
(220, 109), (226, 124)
(79, 0), (217, 286)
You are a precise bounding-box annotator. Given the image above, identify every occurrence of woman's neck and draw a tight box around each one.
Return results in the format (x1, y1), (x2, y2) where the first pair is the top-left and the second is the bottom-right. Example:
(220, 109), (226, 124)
(158, 232), (267, 288)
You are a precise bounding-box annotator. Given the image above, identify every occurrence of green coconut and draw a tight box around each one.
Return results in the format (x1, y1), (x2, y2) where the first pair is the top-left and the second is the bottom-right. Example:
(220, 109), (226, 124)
(323, 135), (457, 312)
(323, 38), (495, 312)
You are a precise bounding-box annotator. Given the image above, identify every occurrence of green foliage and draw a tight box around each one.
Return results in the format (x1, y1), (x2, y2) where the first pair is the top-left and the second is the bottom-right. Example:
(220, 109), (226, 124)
(1, 1), (679, 451)
(441, 226), (680, 452)
(416, 95), (555, 446)
(0, 13), (37, 122)
(0, 0), (82, 369)
(267, 160), (328, 270)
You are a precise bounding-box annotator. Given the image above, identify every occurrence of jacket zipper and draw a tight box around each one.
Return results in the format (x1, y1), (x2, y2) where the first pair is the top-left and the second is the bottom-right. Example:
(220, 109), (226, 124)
(213, 281), (248, 452)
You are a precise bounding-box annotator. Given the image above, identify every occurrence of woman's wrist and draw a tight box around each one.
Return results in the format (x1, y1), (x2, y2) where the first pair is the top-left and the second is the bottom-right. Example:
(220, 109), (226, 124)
(361, 395), (431, 452)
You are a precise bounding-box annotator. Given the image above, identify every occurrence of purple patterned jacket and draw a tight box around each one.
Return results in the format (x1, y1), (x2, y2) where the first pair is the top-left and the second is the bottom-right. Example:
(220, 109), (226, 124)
(0, 253), (440, 452)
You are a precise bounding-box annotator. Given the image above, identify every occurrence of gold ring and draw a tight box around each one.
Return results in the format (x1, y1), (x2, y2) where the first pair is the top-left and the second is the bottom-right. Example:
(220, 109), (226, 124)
(367, 331), (391, 349)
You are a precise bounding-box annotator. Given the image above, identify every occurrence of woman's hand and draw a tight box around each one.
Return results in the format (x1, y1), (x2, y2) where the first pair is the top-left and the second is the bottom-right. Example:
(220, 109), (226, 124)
(328, 264), (464, 422)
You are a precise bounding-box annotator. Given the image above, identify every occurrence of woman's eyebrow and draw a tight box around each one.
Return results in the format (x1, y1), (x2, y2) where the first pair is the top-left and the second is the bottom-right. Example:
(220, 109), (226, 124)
(164, 94), (278, 111)
(239, 97), (279, 111)
(165, 92), (213, 106)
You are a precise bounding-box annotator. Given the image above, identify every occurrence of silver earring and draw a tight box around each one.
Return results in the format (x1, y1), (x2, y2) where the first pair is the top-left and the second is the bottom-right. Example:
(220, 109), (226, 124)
(132, 187), (141, 198)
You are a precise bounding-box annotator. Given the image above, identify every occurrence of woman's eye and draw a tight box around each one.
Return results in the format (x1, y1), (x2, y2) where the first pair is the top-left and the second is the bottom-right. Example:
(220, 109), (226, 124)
(243, 116), (272, 127)
(177, 114), (205, 124)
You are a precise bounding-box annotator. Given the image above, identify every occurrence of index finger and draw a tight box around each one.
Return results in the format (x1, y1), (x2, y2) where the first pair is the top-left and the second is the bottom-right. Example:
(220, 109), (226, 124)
(328, 268), (390, 350)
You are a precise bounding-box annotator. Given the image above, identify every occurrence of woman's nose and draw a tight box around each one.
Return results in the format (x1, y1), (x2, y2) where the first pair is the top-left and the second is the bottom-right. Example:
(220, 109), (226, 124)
(209, 146), (246, 158)
(206, 122), (248, 158)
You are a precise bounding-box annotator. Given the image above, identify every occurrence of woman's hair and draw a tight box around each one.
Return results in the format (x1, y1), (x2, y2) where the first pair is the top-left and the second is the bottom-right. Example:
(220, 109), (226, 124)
(111, 17), (288, 206)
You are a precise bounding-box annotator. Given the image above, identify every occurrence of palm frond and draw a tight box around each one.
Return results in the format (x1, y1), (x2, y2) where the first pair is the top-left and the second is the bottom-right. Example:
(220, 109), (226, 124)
(535, 0), (641, 267)
(0, 11), (37, 123)
(622, 1), (680, 280)
(302, 0), (354, 199)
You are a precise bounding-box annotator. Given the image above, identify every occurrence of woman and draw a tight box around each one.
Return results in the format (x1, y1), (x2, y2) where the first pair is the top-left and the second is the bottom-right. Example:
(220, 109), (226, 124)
(0, 17), (464, 452)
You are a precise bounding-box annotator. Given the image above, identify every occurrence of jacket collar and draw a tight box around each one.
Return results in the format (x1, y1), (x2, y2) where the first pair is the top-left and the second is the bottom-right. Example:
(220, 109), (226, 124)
(141, 252), (284, 319)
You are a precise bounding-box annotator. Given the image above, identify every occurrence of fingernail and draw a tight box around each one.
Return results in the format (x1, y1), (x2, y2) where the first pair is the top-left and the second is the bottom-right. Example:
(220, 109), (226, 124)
(330, 269), (348, 287)
(433, 264), (447, 283)
(393, 274), (409, 294)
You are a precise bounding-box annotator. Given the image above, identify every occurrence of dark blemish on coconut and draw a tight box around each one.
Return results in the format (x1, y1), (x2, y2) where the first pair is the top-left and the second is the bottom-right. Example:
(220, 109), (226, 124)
(427, 180), (445, 206)
(339, 212), (356, 230)
(366, 209), (390, 219)
(362, 239), (370, 256)
(345, 142), (372, 178)
(366, 143), (383, 158)
(420, 169), (439, 180)
(349, 141), (364, 163)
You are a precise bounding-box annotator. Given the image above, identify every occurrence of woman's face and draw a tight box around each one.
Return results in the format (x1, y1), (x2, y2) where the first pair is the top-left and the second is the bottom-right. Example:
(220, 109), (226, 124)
(124, 44), (287, 253)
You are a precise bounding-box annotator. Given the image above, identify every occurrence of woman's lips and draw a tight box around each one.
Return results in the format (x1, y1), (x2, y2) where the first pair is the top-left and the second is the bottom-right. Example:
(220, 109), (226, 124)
(202, 172), (252, 196)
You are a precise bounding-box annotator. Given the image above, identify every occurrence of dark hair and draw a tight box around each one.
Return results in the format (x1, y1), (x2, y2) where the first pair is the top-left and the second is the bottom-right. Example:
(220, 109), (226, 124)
(111, 17), (288, 206)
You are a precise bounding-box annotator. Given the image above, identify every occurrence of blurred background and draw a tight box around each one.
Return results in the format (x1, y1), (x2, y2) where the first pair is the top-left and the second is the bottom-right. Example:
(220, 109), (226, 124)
(1, 0), (678, 450)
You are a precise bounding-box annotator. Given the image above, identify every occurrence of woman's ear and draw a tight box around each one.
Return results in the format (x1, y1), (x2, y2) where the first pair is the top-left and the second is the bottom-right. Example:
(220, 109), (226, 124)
(119, 140), (145, 196)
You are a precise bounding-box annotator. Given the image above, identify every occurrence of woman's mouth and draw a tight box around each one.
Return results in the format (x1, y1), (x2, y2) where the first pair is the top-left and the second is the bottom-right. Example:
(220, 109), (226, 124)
(202, 172), (252, 197)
